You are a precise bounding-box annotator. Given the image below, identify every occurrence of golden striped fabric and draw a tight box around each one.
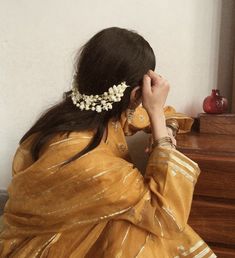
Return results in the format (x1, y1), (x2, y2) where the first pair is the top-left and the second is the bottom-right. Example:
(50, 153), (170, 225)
(120, 105), (194, 136)
(0, 105), (216, 257)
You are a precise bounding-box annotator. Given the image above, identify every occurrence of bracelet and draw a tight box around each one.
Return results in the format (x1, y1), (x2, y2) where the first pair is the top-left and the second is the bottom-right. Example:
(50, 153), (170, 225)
(152, 136), (176, 149)
(166, 119), (179, 137)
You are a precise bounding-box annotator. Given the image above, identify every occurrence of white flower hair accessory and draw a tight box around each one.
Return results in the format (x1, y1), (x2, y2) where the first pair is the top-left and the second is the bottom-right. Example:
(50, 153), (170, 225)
(69, 77), (131, 113)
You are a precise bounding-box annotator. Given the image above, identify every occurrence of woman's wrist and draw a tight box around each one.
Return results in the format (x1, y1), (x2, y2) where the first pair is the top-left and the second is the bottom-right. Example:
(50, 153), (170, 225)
(152, 136), (175, 149)
(147, 108), (164, 118)
(149, 111), (169, 141)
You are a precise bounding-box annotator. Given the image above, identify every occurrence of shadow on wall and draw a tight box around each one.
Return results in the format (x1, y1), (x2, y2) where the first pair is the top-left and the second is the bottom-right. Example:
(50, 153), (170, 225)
(126, 131), (150, 176)
(0, 190), (8, 216)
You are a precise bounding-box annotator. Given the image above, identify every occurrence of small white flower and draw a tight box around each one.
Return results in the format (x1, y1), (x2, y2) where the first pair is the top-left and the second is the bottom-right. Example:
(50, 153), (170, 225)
(108, 87), (114, 94)
(107, 103), (112, 109)
(96, 105), (102, 112)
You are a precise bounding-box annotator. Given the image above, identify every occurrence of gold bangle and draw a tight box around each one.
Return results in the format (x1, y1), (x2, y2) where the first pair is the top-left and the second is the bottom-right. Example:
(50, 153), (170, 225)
(166, 125), (177, 137)
(166, 119), (179, 136)
(166, 118), (179, 131)
(152, 136), (175, 149)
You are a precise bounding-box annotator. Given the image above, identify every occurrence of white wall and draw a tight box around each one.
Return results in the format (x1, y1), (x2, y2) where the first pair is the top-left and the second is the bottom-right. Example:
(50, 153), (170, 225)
(0, 0), (222, 189)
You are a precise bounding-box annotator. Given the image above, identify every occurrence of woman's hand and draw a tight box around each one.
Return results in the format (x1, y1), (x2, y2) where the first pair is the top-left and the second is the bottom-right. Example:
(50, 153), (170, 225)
(142, 70), (170, 117)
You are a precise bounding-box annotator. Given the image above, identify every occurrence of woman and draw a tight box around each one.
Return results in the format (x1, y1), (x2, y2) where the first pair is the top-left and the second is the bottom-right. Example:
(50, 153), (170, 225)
(0, 27), (216, 257)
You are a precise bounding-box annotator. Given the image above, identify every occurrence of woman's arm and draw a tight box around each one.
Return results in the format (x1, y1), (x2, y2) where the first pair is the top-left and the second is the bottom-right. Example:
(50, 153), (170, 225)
(112, 71), (200, 238)
(114, 145), (200, 238)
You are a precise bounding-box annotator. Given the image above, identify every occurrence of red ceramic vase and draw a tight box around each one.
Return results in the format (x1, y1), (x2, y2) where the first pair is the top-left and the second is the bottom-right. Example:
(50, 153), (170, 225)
(203, 89), (228, 114)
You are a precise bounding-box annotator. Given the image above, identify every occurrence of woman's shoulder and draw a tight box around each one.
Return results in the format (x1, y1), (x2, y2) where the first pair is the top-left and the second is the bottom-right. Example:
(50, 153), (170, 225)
(37, 130), (97, 157)
(17, 129), (106, 163)
(37, 130), (123, 176)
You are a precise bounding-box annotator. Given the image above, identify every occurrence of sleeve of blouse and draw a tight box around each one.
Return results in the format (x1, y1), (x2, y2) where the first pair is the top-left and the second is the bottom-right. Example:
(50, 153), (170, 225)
(120, 105), (194, 136)
(62, 144), (200, 239)
(114, 145), (201, 239)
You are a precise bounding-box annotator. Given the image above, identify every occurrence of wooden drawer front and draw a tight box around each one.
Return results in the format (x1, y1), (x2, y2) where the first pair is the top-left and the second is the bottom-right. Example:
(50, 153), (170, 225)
(181, 154), (235, 199)
(209, 245), (235, 258)
(194, 164), (235, 200)
(188, 198), (235, 245)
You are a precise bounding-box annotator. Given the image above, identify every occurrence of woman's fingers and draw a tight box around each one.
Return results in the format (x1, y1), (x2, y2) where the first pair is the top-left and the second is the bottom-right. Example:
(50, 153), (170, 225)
(142, 69), (170, 117)
(142, 74), (152, 95)
(147, 70), (161, 86)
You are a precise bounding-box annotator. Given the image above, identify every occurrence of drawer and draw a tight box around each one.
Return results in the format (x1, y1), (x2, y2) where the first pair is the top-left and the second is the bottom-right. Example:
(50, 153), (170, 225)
(188, 198), (235, 245)
(209, 245), (235, 258)
(180, 153), (235, 199)
(195, 160), (235, 199)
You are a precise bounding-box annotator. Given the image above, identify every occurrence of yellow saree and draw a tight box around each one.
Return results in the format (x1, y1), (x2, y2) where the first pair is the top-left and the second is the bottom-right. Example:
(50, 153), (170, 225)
(0, 105), (216, 257)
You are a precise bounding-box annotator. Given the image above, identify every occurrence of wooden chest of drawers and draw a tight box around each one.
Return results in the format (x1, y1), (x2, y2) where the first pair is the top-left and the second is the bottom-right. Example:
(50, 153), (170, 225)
(176, 132), (235, 258)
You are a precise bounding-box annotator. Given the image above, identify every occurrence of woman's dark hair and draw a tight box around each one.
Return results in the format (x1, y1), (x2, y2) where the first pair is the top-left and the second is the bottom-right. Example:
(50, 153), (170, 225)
(19, 27), (155, 167)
